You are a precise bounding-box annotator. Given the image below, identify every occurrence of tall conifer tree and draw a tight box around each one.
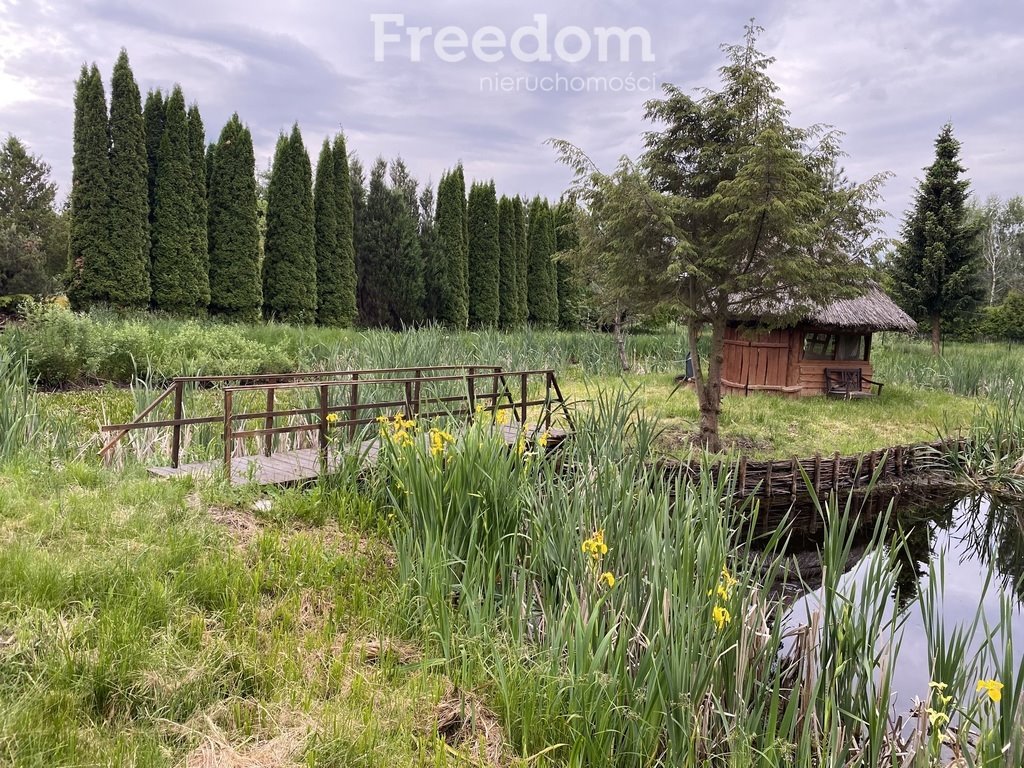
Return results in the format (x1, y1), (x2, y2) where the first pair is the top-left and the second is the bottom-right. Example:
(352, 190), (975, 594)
(349, 156), (367, 321)
(313, 138), (339, 325)
(467, 180), (500, 326)
(106, 50), (150, 308)
(151, 86), (203, 314)
(142, 89), (164, 235)
(554, 200), (581, 329)
(208, 114), (261, 319)
(888, 123), (983, 353)
(330, 133), (358, 326)
(186, 104), (210, 309)
(433, 165), (469, 328)
(263, 124), (317, 323)
(512, 195), (528, 323)
(67, 64), (112, 310)
(526, 197), (558, 326)
(497, 195), (519, 328)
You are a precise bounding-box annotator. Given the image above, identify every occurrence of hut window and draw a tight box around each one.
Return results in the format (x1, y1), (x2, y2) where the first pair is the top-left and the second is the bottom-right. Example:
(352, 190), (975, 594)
(835, 334), (865, 361)
(803, 333), (835, 360)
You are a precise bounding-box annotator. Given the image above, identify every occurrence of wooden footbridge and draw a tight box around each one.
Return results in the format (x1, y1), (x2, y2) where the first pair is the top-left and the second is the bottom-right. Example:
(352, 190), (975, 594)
(99, 366), (573, 486)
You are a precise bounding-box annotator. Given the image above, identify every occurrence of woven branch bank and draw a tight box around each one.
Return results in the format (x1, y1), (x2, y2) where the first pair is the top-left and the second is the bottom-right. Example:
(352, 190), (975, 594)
(662, 438), (965, 501)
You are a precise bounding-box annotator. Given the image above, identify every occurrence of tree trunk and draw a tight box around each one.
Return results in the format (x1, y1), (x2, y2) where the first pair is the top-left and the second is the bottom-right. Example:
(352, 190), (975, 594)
(613, 310), (629, 372)
(687, 319), (724, 453)
(930, 314), (941, 356)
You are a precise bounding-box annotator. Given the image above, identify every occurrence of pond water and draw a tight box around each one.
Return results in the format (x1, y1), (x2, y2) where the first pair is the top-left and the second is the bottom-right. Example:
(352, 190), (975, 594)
(782, 491), (1024, 716)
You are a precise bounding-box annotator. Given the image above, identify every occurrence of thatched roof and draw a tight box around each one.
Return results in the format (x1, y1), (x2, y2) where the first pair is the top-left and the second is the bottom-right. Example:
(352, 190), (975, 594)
(804, 285), (918, 333)
(731, 283), (918, 333)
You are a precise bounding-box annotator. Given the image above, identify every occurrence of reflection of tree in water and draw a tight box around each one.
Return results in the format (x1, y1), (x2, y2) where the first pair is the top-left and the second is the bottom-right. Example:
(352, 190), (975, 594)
(773, 489), (1024, 615)
(957, 495), (1024, 605)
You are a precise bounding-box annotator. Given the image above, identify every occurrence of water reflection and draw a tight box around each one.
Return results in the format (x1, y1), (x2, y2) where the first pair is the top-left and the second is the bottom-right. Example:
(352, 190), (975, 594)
(770, 488), (1024, 714)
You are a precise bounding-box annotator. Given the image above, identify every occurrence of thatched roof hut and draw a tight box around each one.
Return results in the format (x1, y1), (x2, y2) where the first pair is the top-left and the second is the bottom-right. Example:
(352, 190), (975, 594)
(722, 284), (916, 397)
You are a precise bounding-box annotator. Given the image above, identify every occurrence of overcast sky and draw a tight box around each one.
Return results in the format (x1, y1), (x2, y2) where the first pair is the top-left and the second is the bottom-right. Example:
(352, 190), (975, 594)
(2, 0), (1021, 237)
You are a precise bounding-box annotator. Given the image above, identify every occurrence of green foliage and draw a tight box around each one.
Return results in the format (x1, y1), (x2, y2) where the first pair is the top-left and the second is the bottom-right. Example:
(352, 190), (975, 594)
(467, 180), (500, 327)
(980, 292), (1024, 345)
(553, 200), (581, 330)
(418, 184), (439, 322)
(969, 195), (1024, 306)
(150, 86), (204, 315)
(207, 115), (261, 321)
(0, 349), (37, 460)
(328, 133), (358, 326)
(142, 89), (164, 234)
(433, 165), (469, 328)
(106, 50), (151, 309)
(186, 103), (210, 309)
(513, 195), (528, 324)
(262, 125), (317, 324)
(313, 139), (339, 326)
(888, 123), (983, 348)
(526, 197), (558, 327)
(497, 195), (519, 328)
(67, 64), (112, 311)
(0, 225), (50, 297)
(360, 159), (424, 328)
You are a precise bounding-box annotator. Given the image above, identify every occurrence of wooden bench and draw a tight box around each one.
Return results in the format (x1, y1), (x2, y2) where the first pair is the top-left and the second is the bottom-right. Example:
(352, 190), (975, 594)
(824, 368), (883, 399)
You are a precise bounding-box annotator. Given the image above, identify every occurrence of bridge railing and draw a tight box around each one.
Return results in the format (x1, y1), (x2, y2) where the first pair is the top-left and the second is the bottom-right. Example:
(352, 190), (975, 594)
(99, 366), (573, 473)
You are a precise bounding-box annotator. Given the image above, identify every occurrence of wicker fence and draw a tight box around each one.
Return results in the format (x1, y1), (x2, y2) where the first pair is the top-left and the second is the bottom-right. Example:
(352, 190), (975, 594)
(663, 438), (965, 500)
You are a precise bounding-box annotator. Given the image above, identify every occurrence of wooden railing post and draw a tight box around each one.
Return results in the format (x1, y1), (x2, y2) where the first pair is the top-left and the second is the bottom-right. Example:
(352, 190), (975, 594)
(543, 371), (553, 429)
(404, 380), (414, 420)
(413, 369), (422, 417)
(223, 389), (233, 480)
(520, 373), (528, 425)
(319, 384), (329, 475)
(170, 379), (184, 469)
(349, 373), (359, 439)
(263, 383), (275, 457)
(467, 369), (476, 421)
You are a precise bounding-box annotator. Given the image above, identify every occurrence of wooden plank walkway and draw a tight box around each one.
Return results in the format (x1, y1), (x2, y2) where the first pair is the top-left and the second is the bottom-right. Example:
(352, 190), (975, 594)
(147, 426), (567, 486)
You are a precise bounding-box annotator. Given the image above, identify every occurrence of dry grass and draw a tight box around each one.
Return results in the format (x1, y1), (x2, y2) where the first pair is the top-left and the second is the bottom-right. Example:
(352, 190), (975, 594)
(179, 702), (313, 768)
(433, 685), (506, 767)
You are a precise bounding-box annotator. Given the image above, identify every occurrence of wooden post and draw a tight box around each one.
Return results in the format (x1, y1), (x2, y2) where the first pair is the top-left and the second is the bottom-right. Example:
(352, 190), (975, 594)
(171, 379), (184, 469)
(467, 374), (476, 420)
(791, 457), (798, 496)
(404, 380), (414, 419)
(544, 372), (553, 429)
(349, 374), (359, 439)
(765, 461), (774, 498)
(520, 373), (528, 426)
(263, 384), (275, 457)
(895, 445), (904, 477)
(832, 452), (841, 490)
(739, 456), (747, 495)
(223, 389), (233, 481)
(319, 384), (329, 475)
(413, 369), (422, 416)
(813, 454), (821, 494)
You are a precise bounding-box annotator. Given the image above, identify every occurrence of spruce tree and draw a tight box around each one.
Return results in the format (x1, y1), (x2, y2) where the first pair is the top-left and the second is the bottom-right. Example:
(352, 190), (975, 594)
(208, 114), (261, 320)
(262, 124), (317, 323)
(433, 166), (469, 328)
(513, 195), (528, 323)
(106, 50), (150, 308)
(888, 123), (983, 354)
(330, 133), (358, 325)
(497, 195), (519, 328)
(361, 158), (424, 328)
(186, 104), (210, 309)
(526, 197), (558, 326)
(67, 64), (112, 311)
(151, 86), (203, 314)
(143, 89), (164, 233)
(554, 200), (581, 329)
(467, 180), (500, 326)
(313, 138), (339, 325)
